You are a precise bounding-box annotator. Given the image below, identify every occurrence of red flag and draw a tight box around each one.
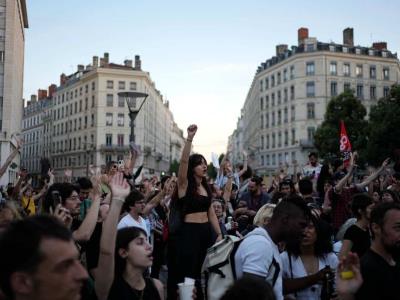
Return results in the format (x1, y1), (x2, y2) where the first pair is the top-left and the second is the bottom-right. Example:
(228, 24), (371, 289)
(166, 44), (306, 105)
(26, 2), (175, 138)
(339, 120), (352, 167)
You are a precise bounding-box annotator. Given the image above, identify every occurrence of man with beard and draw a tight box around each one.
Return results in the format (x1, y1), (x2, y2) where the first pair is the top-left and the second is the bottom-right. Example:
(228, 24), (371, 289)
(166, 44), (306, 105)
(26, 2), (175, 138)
(239, 176), (271, 213)
(353, 202), (400, 300)
(234, 195), (310, 300)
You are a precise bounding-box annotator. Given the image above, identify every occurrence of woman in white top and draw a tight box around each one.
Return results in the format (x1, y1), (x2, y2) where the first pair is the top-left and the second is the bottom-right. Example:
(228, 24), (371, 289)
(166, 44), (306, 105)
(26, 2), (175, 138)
(280, 215), (338, 300)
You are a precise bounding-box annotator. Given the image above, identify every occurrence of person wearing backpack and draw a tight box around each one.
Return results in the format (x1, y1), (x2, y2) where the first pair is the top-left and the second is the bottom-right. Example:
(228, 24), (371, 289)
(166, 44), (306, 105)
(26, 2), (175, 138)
(234, 196), (310, 300)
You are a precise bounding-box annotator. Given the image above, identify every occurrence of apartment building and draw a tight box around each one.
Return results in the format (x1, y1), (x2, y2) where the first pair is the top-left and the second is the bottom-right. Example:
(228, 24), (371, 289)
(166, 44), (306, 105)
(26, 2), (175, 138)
(230, 28), (400, 175)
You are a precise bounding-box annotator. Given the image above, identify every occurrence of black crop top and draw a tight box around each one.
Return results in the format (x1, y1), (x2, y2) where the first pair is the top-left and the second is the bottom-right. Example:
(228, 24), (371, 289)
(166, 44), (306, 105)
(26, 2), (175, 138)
(179, 194), (211, 215)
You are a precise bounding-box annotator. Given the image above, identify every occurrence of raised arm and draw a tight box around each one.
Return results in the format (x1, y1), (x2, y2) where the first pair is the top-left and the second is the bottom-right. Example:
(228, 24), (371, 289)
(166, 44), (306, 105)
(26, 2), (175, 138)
(0, 139), (22, 179)
(142, 178), (173, 216)
(237, 150), (248, 178)
(356, 158), (390, 190)
(335, 153), (356, 194)
(177, 124), (197, 198)
(94, 172), (130, 300)
(72, 176), (102, 242)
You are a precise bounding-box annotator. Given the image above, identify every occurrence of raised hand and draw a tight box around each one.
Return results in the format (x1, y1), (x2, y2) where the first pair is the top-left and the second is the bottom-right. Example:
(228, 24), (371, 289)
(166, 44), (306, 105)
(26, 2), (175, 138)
(337, 252), (363, 296)
(381, 157), (391, 168)
(109, 172), (130, 201)
(187, 124), (198, 140)
(64, 169), (72, 178)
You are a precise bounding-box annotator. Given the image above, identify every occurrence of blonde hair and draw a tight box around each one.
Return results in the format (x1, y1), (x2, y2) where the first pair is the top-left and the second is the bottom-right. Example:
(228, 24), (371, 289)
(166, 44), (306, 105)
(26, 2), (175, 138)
(253, 203), (276, 227)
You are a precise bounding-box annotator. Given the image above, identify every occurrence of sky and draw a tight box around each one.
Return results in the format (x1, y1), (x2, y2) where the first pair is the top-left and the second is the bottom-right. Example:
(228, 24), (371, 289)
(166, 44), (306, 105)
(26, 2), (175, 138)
(23, 0), (400, 162)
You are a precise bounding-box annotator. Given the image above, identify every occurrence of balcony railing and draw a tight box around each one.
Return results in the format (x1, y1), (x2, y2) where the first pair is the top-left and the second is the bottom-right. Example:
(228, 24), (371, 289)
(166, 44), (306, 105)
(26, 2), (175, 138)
(100, 144), (130, 153)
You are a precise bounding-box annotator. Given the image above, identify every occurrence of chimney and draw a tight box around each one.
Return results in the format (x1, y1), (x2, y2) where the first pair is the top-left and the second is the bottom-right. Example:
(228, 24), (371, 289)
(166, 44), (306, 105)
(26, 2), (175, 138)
(99, 57), (105, 67)
(372, 42), (387, 51)
(38, 89), (47, 100)
(276, 44), (288, 56)
(48, 84), (57, 98)
(60, 73), (67, 86)
(77, 64), (85, 72)
(104, 52), (109, 64)
(343, 28), (354, 46)
(298, 27), (309, 45)
(92, 56), (99, 68)
(124, 59), (133, 67)
(135, 55), (141, 70)
(30, 94), (37, 103)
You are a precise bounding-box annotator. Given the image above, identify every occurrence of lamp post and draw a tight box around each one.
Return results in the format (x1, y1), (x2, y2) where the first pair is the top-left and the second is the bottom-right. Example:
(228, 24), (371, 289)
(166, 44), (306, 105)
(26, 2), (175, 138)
(118, 92), (149, 143)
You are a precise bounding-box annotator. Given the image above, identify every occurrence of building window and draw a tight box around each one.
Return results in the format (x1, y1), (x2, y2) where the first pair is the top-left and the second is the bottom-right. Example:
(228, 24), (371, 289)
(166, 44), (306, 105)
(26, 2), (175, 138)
(278, 131), (282, 148)
(106, 94), (113, 107)
(0, 51), (4, 63)
(307, 127), (316, 142)
(370, 86), (376, 99)
(272, 154), (276, 166)
(370, 66), (376, 79)
(383, 68), (390, 80)
(260, 115), (264, 129)
(85, 85), (89, 93)
(261, 155), (264, 166)
(290, 86), (295, 101)
(306, 82), (315, 97)
(290, 65), (295, 79)
(383, 86), (390, 98)
(266, 155), (270, 166)
(330, 62), (337, 75)
(130, 82), (137, 90)
(271, 93), (275, 106)
(344, 83), (351, 92)
(117, 114), (124, 127)
(107, 80), (114, 89)
(92, 81), (95, 91)
(284, 107), (288, 123)
(91, 114), (95, 126)
(291, 105), (295, 121)
(291, 151), (296, 162)
(260, 80), (263, 92)
(271, 112), (275, 126)
(283, 69), (287, 82)
(356, 64), (363, 77)
(284, 88), (288, 102)
(118, 95), (125, 107)
(266, 134), (270, 149)
(307, 103), (315, 119)
(306, 62), (315, 76)
(265, 113), (269, 128)
(277, 91), (281, 104)
(261, 136), (264, 149)
(272, 133), (276, 148)
(118, 81), (126, 90)
(356, 84), (364, 99)
(106, 134), (112, 146)
(331, 82), (338, 97)
(106, 113), (113, 126)
(260, 97), (264, 110)
(277, 72), (281, 85)
(266, 95), (269, 108)
(277, 110), (282, 125)
(105, 154), (112, 163)
(85, 98), (88, 110)
(84, 116), (88, 128)
(343, 63), (350, 76)
(271, 75), (275, 87)
(117, 134), (124, 146)
(92, 96), (95, 107)
(284, 131), (288, 146)
(291, 128), (296, 145)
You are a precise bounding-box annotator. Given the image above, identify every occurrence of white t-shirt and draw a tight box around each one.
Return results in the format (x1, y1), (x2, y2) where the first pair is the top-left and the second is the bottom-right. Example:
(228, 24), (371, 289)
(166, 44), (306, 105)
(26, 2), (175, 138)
(117, 214), (150, 238)
(280, 251), (339, 300)
(234, 227), (283, 300)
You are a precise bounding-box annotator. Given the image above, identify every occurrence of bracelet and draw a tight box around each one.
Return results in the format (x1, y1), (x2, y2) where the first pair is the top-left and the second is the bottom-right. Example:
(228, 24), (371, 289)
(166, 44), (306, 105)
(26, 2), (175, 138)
(112, 197), (125, 203)
(186, 138), (193, 142)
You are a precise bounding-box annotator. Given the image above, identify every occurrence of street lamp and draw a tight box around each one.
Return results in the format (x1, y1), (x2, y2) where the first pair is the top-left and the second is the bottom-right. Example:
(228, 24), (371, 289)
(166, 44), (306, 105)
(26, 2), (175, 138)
(118, 92), (149, 142)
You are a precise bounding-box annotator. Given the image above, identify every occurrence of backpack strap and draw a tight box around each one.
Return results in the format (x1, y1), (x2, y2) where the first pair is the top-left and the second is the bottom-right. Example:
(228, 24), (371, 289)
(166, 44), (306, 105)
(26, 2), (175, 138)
(268, 257), (280, 287)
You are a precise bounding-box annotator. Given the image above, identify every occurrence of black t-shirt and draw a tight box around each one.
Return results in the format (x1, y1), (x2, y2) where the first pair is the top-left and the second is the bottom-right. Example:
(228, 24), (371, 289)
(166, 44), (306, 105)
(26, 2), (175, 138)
(343, 224), (371, 258)
(355, 249), (400, 300)
(85, 222), (103, 271)
(107, 276), (161, 300)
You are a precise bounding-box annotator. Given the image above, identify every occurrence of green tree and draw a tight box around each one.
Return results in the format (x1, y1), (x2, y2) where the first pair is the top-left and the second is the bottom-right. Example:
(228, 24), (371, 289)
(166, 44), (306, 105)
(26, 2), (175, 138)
(366, 85), (400, 166)
(169, 159), (179, 175)
(314, 91), (368, 164)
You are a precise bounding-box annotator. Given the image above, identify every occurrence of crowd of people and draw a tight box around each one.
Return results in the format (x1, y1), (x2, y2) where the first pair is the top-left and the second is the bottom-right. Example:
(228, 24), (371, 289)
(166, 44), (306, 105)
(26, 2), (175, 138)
(0, 125), (399, 300)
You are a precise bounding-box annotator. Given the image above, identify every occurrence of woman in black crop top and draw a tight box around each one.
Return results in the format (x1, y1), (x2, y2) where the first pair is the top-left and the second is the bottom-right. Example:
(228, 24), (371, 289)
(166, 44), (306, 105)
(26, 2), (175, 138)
(172, 124), (222, 299)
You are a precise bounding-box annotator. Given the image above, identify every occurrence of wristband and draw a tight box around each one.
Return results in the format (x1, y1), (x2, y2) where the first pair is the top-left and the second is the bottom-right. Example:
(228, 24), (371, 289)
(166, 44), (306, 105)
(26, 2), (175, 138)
(112, 197), (125, 203)
(186, 138), (193, 142)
